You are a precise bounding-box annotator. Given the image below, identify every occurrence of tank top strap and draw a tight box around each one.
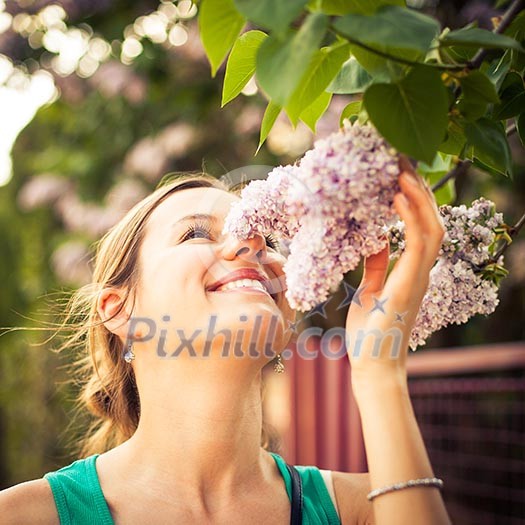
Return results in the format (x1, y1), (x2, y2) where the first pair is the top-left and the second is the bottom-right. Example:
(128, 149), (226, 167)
(269, 452), (342, 525)
(44, 452), (341, 524)
(43, 454), (114, 525)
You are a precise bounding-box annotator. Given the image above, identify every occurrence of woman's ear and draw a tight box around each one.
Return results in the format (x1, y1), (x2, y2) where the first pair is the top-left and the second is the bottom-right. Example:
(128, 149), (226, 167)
(97, 287), (132, 340)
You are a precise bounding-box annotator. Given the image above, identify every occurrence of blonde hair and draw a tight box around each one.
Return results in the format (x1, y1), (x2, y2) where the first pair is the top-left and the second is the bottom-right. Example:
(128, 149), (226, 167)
(49, 173), (281, 457)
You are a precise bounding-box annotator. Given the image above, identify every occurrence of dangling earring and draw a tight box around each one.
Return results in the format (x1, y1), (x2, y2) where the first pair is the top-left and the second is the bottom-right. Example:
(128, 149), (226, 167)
(123, 340), (135, 363)
(273, 353), (285, 374)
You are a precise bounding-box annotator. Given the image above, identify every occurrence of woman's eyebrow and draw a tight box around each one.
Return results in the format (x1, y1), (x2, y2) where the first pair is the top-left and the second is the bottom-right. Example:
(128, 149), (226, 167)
(172, 213), (219, 228)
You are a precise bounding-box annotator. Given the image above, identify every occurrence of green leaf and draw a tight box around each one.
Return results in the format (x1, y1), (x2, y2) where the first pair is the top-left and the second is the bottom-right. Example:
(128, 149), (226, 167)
(482, 51), (511, 91)
(417, 152), (456, 205)
(256, 13), (328, 106)
(457, 70), (500, 121)
(433, 179), (456, 206)
(327, 56), (373, 94)
(465, 118), (512, 177)
(357, 107), (369, 124)
(439, 118), (466, 156)
(310, 0), (404, 15)
(257, 101), (281, 153)
(499, 71), (521, 92)
(300, 91), (332, 132)
(343, 45), (408, 81)
(339, 100), (362, 126)
(199, 0), (246, 77)
(504, 8), (525, 40)
(492, 72), (525, 120)
(471, 157), (506, 179)
(418, 151), (454, 174)
(363, 65), (448, 163)
(222, 31), (267, 107)
(347, 46), (388, 77)
(505, 11), (525, 74)
(285, 43), (350, 125)
(440, 27), (524, 52)
(517, 113), (525, 147)
(333, 5), (440, 61)
(439, 44), (477, 64)
(460, 70), (500, 103)
(234, 0), (308, 33)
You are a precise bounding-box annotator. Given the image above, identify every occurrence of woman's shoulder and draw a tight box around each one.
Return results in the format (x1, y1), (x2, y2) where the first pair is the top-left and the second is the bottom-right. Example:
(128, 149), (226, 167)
(0, 478), (60, 525)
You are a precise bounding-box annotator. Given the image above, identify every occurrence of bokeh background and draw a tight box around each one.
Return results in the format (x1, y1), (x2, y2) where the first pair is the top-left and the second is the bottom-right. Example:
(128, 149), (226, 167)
(0, 1), (523, 523)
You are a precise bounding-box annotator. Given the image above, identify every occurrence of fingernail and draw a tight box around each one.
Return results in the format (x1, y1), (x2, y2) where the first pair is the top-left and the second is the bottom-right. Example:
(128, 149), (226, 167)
(402, 171), (419, 186)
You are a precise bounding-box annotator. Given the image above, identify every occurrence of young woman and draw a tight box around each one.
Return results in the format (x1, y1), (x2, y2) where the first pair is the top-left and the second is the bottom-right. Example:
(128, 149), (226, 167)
(0, 162), (451, 524)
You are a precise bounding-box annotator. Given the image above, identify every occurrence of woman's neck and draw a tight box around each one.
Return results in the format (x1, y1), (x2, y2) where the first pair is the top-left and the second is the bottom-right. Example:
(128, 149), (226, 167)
(101, 365), (276, 512)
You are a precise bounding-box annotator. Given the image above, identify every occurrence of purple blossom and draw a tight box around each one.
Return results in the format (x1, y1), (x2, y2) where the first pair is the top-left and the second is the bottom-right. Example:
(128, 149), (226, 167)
(439, 197), (504, 266)
(224, 165), (303, 241)
(223, 122), (401, 311)
(409, 258), (500, 350)
(223, 121), (507, 351)
(388, 197), (506, 350)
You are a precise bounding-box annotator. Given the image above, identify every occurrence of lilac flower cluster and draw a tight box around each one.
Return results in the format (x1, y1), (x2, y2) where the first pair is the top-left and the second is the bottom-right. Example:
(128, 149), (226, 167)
(388, 197), (505, 350)
(440, 198), (504, 265)
(223, 122), (401, 311)
(223, 165), (302, 242)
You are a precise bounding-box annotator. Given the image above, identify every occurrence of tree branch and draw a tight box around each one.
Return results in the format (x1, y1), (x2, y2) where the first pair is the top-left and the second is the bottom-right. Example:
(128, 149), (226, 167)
(468, 0), (525, 70)
(431, 160), (472, 192)
(329, 27), (468, 71)
(452, 0), (524, 101)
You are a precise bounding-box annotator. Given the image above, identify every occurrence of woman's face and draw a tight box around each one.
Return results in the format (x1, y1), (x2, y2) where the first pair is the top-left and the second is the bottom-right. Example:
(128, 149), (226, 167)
(131, 187), (296, 366)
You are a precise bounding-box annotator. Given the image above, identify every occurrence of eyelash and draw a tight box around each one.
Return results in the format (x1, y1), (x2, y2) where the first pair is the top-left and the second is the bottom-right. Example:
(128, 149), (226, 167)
(181, 220), (279, 250)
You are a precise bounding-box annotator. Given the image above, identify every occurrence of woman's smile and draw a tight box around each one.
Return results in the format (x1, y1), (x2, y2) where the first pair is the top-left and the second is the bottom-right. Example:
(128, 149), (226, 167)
(210, 285), (273, 296)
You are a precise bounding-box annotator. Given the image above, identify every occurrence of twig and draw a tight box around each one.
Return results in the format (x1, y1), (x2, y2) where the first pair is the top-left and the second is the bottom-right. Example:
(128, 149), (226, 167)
(491, 210), (525, 262)
(431, 160), (472, 192)
(468, 0), (525, 70)
(506, 122), (517, 136)
(452, 0), (524, 100)
(330, 27), (468, 71)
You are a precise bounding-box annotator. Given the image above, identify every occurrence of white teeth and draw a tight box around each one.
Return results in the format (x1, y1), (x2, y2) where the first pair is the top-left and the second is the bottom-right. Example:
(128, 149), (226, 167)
(216, 279), (267, 293)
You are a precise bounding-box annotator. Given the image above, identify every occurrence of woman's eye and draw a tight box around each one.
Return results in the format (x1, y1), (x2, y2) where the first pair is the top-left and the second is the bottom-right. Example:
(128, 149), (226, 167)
(181, 223), (278, 250)
(182, 225), (212, 241)
(190, 230), (209, 239)
(265, 234), (279, 250)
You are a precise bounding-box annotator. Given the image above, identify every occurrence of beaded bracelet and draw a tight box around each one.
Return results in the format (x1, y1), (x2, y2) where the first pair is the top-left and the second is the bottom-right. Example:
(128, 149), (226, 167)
(367, 477), (444, 501)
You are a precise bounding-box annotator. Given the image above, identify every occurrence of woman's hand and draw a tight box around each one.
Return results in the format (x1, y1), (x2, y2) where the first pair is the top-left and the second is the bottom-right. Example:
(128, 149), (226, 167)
(345, 156), (445, 388)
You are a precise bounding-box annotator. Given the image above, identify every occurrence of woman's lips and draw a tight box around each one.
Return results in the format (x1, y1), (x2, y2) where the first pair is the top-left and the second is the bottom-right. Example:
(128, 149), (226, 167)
(208, 285), (279, 304)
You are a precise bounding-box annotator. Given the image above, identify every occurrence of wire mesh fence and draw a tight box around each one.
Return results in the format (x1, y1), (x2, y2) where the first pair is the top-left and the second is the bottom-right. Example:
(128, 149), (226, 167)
(408, 358), (525, 524)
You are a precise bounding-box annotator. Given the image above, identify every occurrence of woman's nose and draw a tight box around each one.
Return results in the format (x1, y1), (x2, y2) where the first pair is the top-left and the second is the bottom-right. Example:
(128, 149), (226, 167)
(221, 232), (268, 262)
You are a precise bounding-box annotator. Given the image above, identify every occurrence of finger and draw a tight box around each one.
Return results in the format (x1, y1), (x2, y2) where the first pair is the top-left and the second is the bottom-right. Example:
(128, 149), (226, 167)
(394, 189), (442, 273)
(398, 156), (439, 211)
(420, 176), (441, 215)
(393, 190), (427, 269)
(360, 242), (390, 295)
(399, 166), (445, 240)
(399, 155), (417, 175)
(398, 172), (444, 237)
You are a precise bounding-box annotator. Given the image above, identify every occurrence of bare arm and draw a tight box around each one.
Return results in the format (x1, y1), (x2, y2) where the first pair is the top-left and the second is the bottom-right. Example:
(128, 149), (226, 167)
(342, 159), (451, 525)
(0, 479), (59, 525)
(352, 376), (450, 525)
(332, 471), (375, 525)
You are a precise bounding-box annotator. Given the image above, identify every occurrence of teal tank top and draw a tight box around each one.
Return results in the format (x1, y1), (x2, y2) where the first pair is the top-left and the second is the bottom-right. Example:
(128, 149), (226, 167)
(43, 452), (341, 524)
